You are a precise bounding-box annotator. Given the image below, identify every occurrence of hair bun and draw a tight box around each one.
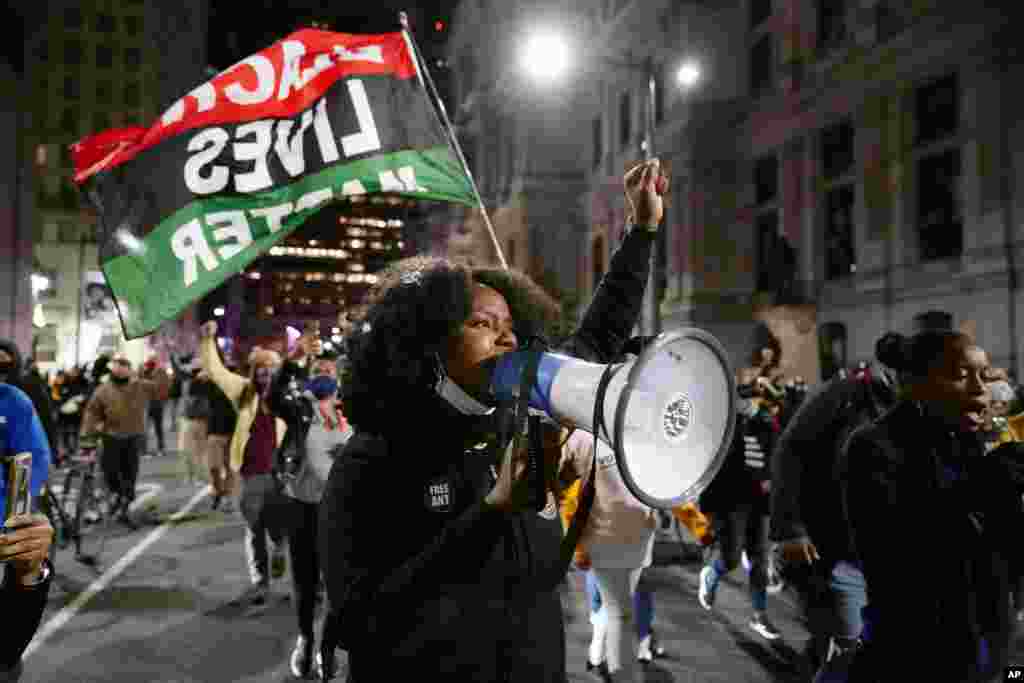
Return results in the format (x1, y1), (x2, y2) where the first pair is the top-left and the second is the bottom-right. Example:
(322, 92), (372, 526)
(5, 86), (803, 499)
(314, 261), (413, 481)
(874, 332), (907, 371)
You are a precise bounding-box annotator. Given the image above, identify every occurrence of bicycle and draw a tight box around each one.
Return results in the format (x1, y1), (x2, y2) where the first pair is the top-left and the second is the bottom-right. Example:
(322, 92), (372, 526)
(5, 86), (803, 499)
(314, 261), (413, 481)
(40, 449), (111, 567)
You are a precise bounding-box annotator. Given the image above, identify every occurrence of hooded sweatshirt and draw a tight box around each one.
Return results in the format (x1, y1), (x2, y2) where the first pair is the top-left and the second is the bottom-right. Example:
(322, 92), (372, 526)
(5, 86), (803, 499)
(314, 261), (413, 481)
(0, 340), (58, 457)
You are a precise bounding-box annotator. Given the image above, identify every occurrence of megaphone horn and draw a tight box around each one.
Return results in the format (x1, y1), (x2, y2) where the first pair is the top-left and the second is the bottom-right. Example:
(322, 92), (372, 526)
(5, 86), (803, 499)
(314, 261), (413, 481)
(490, 328), (737, 508)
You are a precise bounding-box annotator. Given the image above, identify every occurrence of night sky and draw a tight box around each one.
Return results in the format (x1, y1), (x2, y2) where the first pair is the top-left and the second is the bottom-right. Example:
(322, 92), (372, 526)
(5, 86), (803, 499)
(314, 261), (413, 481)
(207, 0), (460, 70)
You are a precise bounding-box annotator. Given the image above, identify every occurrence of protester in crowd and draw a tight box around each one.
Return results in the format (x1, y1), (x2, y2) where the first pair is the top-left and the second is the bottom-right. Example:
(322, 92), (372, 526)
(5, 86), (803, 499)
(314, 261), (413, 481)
(268, 328), (351, 680)
(840, 330), (1024, 682)
(319, 159), (663, 682)
(0, 341), (58, 465)
(175, 357), (210, 488)
(56, 367), (87, 459)
(0, 382), (55, 682)
(141, 358), (169, 458)
(200, 324), (288, 606)
(79, 352), (170, 528)
(561, 429), (657, 683)
(697, 354), (785, 640)
(980, 379), (1016, 452)
(770, 332), (902, 676)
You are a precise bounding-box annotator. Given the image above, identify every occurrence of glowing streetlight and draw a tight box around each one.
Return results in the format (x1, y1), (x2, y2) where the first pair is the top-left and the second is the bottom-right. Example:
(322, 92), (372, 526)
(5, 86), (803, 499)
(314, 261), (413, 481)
(214, 306), (225, 317)
(521, 31), (570, 83)
(30, 273), (50, 296)
(677, 61), (701, 89)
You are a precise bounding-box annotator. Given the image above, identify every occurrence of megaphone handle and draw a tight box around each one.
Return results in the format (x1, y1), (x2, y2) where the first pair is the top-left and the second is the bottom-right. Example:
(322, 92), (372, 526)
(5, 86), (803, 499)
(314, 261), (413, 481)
(525, 415), (547, 512)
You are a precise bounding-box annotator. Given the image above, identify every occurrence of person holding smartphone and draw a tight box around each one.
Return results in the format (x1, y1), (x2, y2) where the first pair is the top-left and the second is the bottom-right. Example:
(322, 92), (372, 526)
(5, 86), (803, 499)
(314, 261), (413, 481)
(0, 382), (54, 682)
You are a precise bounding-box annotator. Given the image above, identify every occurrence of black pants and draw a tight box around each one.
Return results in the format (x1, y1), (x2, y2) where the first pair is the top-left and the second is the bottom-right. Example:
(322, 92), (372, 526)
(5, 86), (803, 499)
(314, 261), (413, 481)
(709, 494), (770, 609)
(100, 434), (144, 504)
(284, 497), (345, 656)
(148, 401), (165, 452)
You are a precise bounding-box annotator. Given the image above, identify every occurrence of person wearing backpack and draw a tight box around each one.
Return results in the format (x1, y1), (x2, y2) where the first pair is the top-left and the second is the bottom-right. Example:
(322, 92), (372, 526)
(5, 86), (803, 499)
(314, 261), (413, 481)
(268, 327), (352, 680)
(770, 332), (902, 678)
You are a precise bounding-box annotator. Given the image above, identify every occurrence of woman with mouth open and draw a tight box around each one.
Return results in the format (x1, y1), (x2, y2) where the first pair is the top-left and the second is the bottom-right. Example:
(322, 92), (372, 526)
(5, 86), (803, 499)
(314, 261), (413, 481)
(319, 160), (666, 682)
(839, 330), (1024, 682)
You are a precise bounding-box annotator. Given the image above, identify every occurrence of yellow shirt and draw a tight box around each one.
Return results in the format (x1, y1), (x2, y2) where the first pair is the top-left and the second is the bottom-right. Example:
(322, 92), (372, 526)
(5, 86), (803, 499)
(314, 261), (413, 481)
(200, 336), (286, 474)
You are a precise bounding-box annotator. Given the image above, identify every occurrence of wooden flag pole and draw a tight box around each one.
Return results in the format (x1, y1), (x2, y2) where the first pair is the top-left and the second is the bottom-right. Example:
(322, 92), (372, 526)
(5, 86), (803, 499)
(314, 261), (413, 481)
(399, 11), (508, 270)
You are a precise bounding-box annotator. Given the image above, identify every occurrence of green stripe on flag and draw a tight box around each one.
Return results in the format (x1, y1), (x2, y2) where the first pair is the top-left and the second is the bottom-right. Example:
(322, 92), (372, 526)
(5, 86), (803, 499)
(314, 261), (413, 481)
(103, 145), (474, 339)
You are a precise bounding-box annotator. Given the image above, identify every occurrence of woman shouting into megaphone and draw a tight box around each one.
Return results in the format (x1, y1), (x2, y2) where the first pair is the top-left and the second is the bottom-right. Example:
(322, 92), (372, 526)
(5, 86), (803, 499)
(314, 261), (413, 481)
(318, 161), (666, 682)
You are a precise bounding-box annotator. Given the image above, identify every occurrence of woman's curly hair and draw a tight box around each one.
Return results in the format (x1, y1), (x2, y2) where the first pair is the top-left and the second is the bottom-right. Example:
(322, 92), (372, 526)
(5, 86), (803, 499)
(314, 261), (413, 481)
(340, 256), (560, 434)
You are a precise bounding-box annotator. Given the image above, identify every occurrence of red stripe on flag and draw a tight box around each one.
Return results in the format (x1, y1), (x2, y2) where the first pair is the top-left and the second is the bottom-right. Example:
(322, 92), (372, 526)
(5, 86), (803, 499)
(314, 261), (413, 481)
(73, 29), (417, 184)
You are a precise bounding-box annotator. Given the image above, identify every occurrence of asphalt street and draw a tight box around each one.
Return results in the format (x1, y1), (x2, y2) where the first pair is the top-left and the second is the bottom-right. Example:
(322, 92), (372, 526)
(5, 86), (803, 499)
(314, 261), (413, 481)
(17, 424), (1024, 682)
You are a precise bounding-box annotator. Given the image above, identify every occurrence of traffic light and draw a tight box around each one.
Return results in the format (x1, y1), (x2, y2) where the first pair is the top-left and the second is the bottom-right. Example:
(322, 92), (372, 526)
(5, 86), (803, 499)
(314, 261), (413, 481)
(434, 19), (445, 32)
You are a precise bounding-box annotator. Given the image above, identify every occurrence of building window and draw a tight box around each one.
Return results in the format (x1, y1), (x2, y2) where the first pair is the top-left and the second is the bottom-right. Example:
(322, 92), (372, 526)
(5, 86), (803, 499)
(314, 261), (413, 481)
(124, 15), (141, 35)
(592, 116), (603, 169)
(655, 62), (667, 125)
(754, 155), (778, 204)
(96, 80), (111, 101)
(619, 92), (631, 149)
(754, 153), (795, 299)
(817, 0), (850, 54)
(63, 76), (79, 99)
(592, 235), (606, 291)
(917, 149), (962, 261)
(750, 0), (772, 27)
(914, 74), (962, 262)
(97, 45), (114, 68)
(125, 83), (141, 107)
(875, 0), (915, 40)
(458, 53), (475, 97)
(95, 13), (117, 33)
(60, 109), (76, 135)
(64, 7), (82, 29)
(915, 74), (959, 147)
(824, 185), (856, 280)
(93, 112), (111, 132)
(750, 34), (775, 96)
(821, 119), (856, 280)
(124, 47), (142, 69)
(64, 39), (83, 65)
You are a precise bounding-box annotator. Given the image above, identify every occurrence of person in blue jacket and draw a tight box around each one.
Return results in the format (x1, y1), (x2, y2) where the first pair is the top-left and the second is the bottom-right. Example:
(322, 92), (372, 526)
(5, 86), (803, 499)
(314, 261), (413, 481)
(0, 382), (55, 682)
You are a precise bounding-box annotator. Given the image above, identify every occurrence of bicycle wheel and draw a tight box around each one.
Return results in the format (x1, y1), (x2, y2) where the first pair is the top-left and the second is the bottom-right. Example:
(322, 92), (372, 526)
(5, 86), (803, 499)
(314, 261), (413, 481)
(72, 474), (106, 566)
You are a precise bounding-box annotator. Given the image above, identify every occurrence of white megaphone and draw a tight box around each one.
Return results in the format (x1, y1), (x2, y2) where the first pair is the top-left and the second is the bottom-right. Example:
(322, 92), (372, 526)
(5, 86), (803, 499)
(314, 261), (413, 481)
(490, 327), (737, 508)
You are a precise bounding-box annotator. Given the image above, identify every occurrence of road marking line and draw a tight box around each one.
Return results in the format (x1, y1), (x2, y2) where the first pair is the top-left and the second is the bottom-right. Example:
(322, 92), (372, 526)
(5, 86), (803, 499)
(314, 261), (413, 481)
(23, 486), (210, 658)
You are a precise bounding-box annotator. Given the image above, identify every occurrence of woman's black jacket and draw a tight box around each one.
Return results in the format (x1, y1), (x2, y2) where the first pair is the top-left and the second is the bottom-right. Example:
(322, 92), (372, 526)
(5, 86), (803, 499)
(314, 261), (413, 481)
(840, 401), (1024, 683)
(1, 567), (51, 681)
(319, 227), (654, 681)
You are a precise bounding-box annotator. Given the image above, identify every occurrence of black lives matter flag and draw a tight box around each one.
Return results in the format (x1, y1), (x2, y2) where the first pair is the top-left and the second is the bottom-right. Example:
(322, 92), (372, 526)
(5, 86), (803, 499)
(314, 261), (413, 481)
(72, 29), (475, 339)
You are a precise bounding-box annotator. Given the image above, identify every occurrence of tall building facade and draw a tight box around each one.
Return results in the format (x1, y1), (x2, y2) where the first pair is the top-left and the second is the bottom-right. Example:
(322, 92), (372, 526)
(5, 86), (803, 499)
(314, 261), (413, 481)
(451, 0), (1024, 381)
(655, 0), (1023, 379)
(1, 6), (35, 355)
(26, 0), (208, 371)
(447, 0), (597, 305)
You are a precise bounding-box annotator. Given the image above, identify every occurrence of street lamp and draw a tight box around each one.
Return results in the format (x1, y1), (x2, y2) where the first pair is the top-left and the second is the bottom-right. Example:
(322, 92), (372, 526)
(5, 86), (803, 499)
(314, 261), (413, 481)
(522, 30), (701, 335)
(520, 31), (571, 83)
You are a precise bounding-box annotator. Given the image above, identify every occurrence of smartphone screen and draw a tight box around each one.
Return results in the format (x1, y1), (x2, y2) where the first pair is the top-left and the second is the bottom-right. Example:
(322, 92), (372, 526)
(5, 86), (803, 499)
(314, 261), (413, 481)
(2, 452), (32, 532)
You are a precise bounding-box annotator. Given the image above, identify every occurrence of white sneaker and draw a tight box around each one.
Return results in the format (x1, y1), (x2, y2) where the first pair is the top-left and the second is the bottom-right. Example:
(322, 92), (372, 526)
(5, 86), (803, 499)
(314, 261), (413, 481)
(289, 635), (314, 678)
(749, 612), (781, 640)
(637, 635), (653, 663)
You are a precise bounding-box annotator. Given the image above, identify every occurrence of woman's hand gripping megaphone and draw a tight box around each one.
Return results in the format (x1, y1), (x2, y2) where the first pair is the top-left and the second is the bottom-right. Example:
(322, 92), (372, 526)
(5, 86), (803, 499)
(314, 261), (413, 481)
(625, 158), (666, 230)
(484, 421), (561, 514)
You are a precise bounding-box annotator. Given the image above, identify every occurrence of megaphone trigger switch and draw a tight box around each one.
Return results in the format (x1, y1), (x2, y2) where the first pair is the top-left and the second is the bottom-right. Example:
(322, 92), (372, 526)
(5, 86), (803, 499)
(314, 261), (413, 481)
(662, 392), (694, 442)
